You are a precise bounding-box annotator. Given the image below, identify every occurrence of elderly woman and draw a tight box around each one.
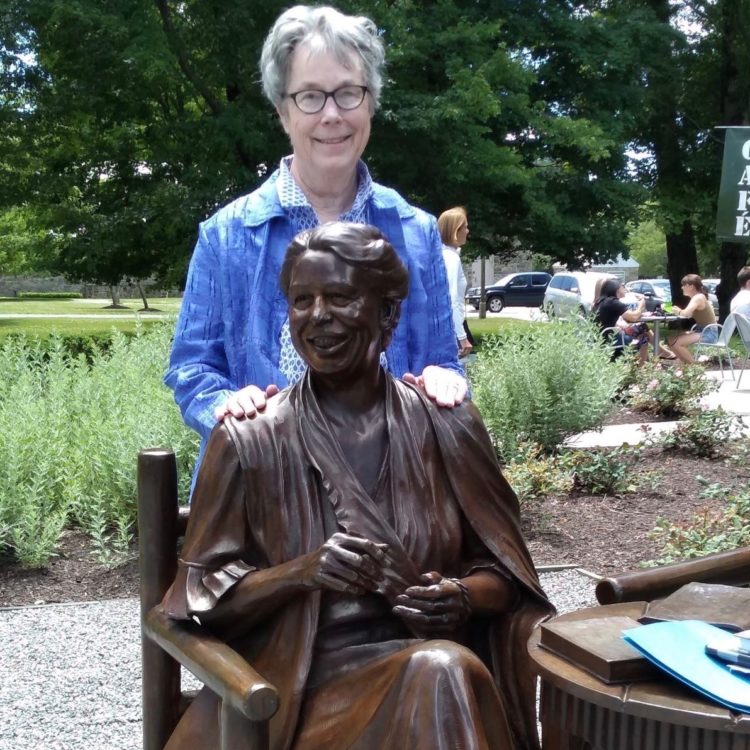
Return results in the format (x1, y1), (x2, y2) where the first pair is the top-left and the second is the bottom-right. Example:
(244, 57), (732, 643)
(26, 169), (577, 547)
(165, 5), (465, 479)
(161, 223), (553, 750)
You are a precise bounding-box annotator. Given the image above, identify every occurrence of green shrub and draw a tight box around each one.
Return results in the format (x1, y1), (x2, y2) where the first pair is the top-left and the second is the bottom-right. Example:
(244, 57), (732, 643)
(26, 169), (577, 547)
(16, 291), (83, 299)
(625, 361), (716, 417)
(560, 445), (642, 495)
(0, 322), (198, 567)
(503, 443), (573, 511)
(657, 408), (743, 457)
(647, 482), (750, 564)
(2, 330), (132, 363)
(725, 439), (750, 469)
(469, 318), (624, 461)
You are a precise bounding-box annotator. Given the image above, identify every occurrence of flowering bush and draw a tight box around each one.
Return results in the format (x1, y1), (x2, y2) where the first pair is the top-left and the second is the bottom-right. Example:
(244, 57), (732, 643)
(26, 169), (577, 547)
(625, 361), (716, 417)
(647, 482), (750, 564)
(658, 408), (744, 457)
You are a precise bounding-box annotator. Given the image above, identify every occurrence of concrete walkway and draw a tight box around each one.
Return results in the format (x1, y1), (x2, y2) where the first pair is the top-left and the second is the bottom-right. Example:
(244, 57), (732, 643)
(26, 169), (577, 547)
(565, 368), (750, 449)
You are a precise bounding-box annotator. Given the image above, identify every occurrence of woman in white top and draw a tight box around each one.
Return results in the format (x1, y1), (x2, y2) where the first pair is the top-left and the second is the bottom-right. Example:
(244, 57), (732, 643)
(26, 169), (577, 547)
(438, 207), (472, 358)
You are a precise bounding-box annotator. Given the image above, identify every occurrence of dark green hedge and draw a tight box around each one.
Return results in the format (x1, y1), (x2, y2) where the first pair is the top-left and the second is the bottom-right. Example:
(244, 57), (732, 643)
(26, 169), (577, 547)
(16, 292), (83, 299)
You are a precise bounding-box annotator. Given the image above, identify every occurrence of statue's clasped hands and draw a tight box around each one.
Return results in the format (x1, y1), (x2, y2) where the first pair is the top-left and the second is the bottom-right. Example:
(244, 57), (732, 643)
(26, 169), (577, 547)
(302, 532), (389, 595)
(393, 571), (471, 634)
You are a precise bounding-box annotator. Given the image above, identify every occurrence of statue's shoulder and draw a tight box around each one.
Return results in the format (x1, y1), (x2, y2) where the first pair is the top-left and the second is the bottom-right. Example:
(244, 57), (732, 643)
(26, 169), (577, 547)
(219, 388), (297, 458)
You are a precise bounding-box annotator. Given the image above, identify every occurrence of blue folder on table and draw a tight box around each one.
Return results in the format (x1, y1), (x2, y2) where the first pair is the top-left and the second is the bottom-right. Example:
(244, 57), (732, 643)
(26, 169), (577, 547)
(623, 620), (750, 713)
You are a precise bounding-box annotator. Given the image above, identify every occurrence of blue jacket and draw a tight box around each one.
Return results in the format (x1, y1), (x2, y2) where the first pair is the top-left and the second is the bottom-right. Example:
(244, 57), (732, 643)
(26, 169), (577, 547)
(165, 170), (463, 469)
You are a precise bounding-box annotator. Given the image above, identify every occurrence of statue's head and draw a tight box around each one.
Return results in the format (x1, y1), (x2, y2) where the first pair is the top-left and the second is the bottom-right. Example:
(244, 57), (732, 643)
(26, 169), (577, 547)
(280, 222), (409, 376)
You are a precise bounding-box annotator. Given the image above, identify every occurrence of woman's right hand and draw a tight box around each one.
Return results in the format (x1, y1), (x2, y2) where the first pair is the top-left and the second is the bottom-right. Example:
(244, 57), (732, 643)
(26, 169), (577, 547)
(300, 533), (388, 595)
(215, 384), (280, 421)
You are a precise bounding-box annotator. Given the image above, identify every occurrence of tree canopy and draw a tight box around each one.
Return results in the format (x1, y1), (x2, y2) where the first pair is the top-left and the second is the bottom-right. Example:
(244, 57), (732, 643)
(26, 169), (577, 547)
(1, 1), (748, 289)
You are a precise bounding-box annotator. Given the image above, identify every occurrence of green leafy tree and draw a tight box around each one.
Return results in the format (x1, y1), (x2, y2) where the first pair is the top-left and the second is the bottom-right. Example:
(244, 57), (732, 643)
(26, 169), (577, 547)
(626, 218), (667, 278)
(0, 0), (678, 285)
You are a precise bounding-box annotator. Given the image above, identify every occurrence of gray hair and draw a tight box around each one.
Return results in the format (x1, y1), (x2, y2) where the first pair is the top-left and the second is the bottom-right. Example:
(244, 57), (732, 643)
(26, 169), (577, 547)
(260, 5), (385, 110)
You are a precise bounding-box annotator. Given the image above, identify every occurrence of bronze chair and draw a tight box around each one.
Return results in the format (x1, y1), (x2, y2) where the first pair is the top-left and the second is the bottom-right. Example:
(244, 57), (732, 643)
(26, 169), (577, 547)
(595, 545), (750, 605)
(137, 448), (279, 750)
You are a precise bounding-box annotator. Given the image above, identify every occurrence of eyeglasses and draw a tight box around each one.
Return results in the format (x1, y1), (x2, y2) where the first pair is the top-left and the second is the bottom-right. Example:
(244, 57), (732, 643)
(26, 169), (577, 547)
(286, 85), (369, 114)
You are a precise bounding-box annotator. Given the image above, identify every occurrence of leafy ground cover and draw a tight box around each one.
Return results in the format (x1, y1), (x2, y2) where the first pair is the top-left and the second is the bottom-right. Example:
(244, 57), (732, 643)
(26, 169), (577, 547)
(2, 401), (745, 607)
(0, 318), (744, 607)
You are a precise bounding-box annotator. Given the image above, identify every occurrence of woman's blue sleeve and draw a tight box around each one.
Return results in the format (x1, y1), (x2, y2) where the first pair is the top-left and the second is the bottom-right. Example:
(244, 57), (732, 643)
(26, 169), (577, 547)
(164, 224), (234, 441)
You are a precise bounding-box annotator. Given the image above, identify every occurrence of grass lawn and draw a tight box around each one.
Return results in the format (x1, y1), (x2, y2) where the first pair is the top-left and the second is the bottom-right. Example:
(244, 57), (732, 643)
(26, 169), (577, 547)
(0, 317), (171, 338)
(467, 315), (543, 344)
(0, 297), (181, 338)
(0, 296), (182, 315)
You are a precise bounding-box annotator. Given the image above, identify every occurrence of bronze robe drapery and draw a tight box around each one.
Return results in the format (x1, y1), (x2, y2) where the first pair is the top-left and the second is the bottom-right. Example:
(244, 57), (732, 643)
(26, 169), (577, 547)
(162, 373), (554, 750)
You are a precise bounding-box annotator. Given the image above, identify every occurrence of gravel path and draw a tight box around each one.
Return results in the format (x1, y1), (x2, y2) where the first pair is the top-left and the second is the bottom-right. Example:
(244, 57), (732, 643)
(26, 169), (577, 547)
(0, 570), (596, 750)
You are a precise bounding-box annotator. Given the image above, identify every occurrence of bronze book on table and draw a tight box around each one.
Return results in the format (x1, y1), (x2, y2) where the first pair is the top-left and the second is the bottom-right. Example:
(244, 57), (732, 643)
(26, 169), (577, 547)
(539, 616), (661, 684)
(639, 582), (750, 633)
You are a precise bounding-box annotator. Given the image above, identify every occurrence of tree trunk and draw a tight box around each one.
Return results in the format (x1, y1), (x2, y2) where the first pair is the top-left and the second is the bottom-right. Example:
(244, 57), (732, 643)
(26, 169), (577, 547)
(479, 258), (486, 320)
(137, 280), (150, 311)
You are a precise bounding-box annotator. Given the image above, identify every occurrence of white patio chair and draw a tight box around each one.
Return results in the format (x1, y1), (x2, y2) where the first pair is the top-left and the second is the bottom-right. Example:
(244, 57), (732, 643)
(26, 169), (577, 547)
(733, 312), (750, 389)
(691, 315), (737, 380)
(601, 326), (633, 360)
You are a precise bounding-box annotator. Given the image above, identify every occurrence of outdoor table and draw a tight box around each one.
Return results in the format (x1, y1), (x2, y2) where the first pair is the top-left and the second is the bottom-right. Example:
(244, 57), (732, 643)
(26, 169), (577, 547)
(528, 602), (750, 749)
(640, 313), (680, 357)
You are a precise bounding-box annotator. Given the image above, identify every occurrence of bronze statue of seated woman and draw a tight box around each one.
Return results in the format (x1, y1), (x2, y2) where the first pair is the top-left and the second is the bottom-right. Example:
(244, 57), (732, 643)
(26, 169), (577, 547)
(160, 222), (554, 750)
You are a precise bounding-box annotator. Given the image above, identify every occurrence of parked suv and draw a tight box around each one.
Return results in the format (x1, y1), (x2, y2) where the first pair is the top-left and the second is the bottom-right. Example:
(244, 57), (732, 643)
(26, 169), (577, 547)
(624, 279), (671, 312)
(542, 271), (616, 318)
(465, 272), (551, 313)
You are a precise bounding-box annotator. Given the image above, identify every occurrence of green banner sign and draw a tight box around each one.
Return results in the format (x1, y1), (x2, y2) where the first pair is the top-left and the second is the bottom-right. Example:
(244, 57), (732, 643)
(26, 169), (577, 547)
(716, 127), (750, 242)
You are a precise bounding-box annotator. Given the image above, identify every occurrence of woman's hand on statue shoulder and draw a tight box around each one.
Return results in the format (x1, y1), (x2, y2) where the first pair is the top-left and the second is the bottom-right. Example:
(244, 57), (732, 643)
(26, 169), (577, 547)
(393, 571), (470, 633)
(402, 365), (467, 407)
(300, 533), (389, 595)
(214, 384), (280, 422)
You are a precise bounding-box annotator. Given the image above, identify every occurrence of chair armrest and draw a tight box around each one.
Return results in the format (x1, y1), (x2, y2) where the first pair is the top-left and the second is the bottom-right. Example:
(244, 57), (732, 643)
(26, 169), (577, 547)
(595, 546), (750, 604)
(144, 607), (279, 722)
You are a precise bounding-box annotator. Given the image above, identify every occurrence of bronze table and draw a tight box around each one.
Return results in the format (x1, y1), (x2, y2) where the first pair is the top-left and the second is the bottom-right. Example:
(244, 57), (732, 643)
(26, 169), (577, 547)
(528, 602), (750, 749)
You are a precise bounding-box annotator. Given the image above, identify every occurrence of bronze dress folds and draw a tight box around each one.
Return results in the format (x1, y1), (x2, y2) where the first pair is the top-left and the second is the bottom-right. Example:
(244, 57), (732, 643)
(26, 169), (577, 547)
(161, 372), (554, 750)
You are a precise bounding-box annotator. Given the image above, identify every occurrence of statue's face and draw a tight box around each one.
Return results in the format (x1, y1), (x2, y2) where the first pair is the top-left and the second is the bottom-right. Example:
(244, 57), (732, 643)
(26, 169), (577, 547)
(287, 249), (383, 377)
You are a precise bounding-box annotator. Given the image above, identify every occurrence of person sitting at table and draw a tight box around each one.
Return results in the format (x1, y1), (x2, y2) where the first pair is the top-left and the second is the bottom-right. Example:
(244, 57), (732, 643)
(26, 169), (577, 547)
(160, 222), (555, 750)
(593, 279), (650, 362)
(731, 265), (750, 318)
(667, 273), (718, 364)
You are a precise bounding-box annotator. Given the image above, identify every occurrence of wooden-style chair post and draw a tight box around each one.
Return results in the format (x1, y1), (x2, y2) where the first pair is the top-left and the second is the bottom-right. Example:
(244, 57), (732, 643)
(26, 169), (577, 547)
(137, 449), (278, 750)
(138, 449), (182, 750)
(596, 546), (750, 605)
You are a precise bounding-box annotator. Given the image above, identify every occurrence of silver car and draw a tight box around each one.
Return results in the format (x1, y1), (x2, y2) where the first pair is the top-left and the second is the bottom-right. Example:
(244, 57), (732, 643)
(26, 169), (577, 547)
(542, 271), (617, 318)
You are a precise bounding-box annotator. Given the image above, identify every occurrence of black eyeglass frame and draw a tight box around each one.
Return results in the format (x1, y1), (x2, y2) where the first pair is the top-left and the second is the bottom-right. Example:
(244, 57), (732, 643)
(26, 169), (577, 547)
(286, 85), (370, 114)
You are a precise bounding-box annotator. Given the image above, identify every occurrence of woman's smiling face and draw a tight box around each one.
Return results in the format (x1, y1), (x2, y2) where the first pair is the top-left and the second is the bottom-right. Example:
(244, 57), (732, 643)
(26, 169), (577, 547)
(287, 250), (383, 378)
(278, 43), (373, 186)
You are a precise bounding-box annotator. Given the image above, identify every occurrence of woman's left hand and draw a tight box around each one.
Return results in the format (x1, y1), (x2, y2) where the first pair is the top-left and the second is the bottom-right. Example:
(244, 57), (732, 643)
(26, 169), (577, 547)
(393, 571), (470, 633)
(403, 365), (467, 407)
